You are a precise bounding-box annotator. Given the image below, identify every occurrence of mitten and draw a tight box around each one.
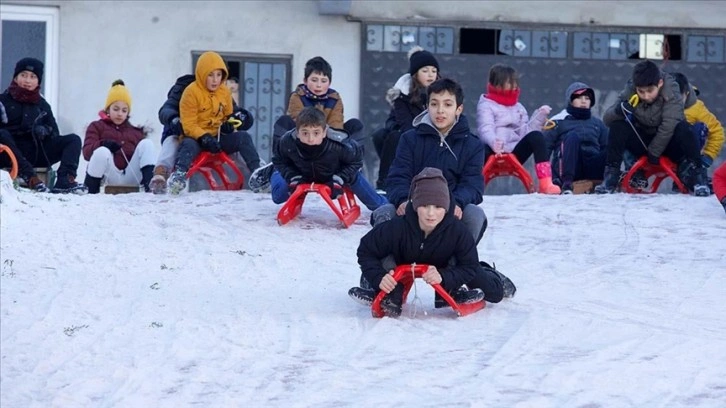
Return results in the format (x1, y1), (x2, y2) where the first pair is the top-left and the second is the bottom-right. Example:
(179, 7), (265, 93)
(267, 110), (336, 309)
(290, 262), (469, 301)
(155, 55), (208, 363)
(327, 174), (345, 199)
(169, 117), (183, 136)
(199, 134), (221, 153)
(101, 140), (122, 153)
(288, 175), (303, 192)
(33, 125), (52, 141)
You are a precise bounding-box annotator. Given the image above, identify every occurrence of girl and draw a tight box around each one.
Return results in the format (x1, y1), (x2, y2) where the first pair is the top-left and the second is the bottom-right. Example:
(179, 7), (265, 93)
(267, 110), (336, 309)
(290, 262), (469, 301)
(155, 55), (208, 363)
(82, 80), (156, 193)
(375, 46), (440, 190)
(476, 64), (560, 194)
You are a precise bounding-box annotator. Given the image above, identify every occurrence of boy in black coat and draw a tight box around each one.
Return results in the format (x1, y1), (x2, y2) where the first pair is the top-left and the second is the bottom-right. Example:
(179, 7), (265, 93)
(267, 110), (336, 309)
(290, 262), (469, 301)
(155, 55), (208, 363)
(269, 107), (386, 210)
(349, 167), (515, 317)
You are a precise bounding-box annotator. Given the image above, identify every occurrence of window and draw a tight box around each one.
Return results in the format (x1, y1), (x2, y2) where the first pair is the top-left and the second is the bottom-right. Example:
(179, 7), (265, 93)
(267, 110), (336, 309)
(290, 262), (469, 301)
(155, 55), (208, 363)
(687, 35), (725, 63)
(366, 24), (454, 54)
(573, 32), (681, 60)
(460, 28), (566, 58)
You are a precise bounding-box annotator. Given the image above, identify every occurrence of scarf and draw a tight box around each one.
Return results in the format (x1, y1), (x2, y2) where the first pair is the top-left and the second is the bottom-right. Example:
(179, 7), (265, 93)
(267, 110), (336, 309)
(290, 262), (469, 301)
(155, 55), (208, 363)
(301, 84), (329, 101)
(566, 105), (591, 120)
(485, 83), (520, 107)
(8, 81), (41, 104)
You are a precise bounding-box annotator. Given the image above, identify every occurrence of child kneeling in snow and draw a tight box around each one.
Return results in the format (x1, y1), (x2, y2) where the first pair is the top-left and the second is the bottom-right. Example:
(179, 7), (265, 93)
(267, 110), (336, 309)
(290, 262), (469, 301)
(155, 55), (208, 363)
(349, 167), (516, 317)
(269, 107), (386, 210)
(82, 80), (157, 193)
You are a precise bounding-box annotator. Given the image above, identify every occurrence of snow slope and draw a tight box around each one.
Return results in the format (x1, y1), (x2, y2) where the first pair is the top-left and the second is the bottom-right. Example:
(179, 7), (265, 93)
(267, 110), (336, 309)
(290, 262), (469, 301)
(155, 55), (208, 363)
(1, 171), (725, 407)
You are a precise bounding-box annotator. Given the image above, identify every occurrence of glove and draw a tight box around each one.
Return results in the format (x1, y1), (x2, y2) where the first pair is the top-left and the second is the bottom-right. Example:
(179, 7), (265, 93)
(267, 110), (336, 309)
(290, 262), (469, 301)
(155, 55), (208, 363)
(220, 120), (235, 134)
(0, 101), (7, 124)
(101, 140), (122, 153)
(327, 174), (345, 199)
(647, 152), (660, 166)
(620, 100), (635, 121)
(230, 108), (254, 131)
(288, 175), (303, 192)
(701, 154), (713, 168)
(168, 117), (183, 136)
(198, 134), (221, 153)
(33, 125), (52, 141)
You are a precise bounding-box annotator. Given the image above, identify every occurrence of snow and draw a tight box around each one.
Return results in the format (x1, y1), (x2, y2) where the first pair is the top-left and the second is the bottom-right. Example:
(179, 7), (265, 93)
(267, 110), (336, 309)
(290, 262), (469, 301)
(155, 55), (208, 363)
(1, 170), (725, 407)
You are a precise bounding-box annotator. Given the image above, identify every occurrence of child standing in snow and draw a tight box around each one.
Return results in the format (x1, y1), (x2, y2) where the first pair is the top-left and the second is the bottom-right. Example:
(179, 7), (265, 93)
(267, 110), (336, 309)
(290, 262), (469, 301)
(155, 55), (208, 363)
(269, 107), (386, 210)
(476, 63), (560, 194)
(349, 167), (515, 318)
(374, 46), (440, 192)
(544, 82), (608, 194)
(167, 51), (262, 194)
(82, 80), (157, 193)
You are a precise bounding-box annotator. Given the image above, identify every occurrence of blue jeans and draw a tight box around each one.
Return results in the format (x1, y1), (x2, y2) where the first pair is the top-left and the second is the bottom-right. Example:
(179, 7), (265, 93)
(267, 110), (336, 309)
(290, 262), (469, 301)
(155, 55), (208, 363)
(271, 170), (387, 211)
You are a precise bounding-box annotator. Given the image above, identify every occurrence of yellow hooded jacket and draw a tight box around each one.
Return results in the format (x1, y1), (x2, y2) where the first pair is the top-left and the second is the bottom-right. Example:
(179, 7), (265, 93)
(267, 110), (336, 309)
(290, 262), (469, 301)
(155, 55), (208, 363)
(684, 98), (724, 160)
(179, 51), (233, 140)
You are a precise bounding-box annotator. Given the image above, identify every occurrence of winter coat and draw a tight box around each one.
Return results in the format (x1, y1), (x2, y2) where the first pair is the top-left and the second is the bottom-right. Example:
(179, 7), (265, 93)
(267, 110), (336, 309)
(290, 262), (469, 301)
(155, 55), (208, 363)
(158, 74), (195, 141)
(272, 127), (361, 184)
(83, 113), (145, 170)
(602, 74), (684, 158)
(358, 201), (480, 292)
(287, 84), (344, 129)
(545, 82), (609, 158)
(683, 84), (724, 161)
(386, 74), (427, 133)
(179, 53), (233, 140)
(0, 89), (60, 142)
(476, 95), (548, 153)
(386, 112), (484, 208)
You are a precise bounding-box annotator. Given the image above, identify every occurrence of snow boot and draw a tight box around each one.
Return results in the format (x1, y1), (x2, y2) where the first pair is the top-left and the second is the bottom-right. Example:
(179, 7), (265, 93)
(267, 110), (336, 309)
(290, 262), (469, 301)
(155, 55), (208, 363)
(452, 287), (485, 304)
(535, 162), (561, 194)
(84, 173), (102, 194)
(167, 170), (187, 195)
(380, 285), (403, 317)
(348, 287), (376, 306)
(140, 165), (154, 192)
(27, 175), (50, 192)
(52, 174), (88, 195)
(150, 166), (169, 194)
(594, 165), (621, 194)
(248, 161), (274, 193)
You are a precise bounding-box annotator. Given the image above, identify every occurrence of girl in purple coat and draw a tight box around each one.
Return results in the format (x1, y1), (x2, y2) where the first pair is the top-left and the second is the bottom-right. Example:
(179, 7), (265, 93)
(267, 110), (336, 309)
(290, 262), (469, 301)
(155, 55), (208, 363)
(476, 64), (560, 194)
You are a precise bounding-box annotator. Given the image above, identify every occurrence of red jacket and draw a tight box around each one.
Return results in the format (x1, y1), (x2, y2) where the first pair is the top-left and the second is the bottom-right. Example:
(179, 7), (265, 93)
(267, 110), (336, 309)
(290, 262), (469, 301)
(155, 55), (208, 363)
(83, 112), (145, 170)
(713, 161), (726, 203)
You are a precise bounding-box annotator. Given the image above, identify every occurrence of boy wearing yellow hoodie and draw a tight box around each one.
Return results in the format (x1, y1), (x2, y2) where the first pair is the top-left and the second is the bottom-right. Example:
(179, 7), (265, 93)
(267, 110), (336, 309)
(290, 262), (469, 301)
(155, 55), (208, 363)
(167, 51), (261, 194)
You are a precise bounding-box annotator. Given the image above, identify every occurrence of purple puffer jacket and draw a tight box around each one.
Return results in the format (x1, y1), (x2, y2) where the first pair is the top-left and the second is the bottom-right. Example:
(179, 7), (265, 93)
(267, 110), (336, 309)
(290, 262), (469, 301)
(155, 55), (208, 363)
(476, 95), (547, 153)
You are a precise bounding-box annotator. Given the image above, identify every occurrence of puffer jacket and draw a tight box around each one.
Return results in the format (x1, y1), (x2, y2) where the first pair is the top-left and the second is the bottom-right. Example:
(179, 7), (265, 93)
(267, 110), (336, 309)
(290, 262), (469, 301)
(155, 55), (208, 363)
(83, 112), (145, 170)
(179, 52), (233, 139)
(385, 73), (427, 134)
(545, 82), (608, 158)
(602, 74), (684, 158)
(386, 112), (484, 208)
(683, 84), (724, 160)
(476, 95), (548, 153)
(287, 85), (344, 129)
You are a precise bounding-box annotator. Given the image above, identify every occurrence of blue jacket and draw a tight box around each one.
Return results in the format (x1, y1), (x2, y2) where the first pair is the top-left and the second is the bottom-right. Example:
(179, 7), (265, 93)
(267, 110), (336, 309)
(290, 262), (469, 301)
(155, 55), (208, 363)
(386, 112), (485, 208)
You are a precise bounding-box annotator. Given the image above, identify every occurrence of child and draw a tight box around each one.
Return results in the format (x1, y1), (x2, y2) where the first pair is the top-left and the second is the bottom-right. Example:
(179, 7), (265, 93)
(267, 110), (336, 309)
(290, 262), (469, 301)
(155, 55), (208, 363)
(348, 167), (515, 317)
(544, 82), (608, 194)
(226, 76), (240, 106)
(374, 46), (440, 191)
(376, 78), (487, 244)
(82, 80), (156, 193)
(595, 60), (708, 196)
(0, 57), (87, 193)
(476, 63), (560, 194)
(167, 51), (262, 194)
(150, 74), (254, 194)
(672, 72), (724, 170)
(713, 161), (726, 215)
(251, 56), (364, 192)
(269, 107), (386, 210)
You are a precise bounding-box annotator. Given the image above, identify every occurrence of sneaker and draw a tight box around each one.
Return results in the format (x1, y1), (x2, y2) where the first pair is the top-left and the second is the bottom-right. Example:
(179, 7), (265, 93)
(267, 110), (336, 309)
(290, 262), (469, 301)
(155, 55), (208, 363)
(150, 174), (167, 195)
(52, 175), (88, 195)
(167, 170), (187, 195)
(628, 170), (648, 190)
(594, 166), (620, 194)
(27, 176), (50, 192)
(248, 162), (274, 192)
(452, 287), (485, 304)
(348, 287), (376, 306)
(561, 183), (573, 195)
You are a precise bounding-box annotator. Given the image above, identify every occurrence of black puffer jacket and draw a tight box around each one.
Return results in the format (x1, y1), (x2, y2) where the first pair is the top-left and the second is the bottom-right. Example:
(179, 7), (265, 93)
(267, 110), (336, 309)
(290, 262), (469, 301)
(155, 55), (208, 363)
(158, 74), (195, 141)
(272, 127), (362, 184)
(357, 201), (480, 292)
(0, 89), (60, 141)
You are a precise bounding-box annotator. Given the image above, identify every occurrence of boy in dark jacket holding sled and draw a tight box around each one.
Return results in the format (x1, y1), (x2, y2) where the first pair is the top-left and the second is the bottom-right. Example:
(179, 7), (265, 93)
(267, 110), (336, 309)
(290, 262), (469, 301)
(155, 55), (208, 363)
(269, 107), (386, 210)
(348, 167), (515, 317)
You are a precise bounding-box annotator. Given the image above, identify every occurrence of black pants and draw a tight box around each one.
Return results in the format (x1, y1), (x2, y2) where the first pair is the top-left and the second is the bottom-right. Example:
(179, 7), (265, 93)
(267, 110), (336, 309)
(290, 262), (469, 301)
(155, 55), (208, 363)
(373, 127), (401, 190)
(176, 131), (260, 172)
(10, 131), (82, 178)
(484, 130), (549, 164)
(0, 130), (36, 179)
(606, 120), (700, 167)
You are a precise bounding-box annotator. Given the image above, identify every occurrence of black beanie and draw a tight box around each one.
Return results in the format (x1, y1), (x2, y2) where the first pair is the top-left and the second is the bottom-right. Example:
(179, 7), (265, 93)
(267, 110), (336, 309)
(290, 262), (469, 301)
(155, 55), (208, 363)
(14, 58), (44, 84)
(570, 88), (596, 107)
(411, 167), (450, 211)
(408, 48), (439, 76)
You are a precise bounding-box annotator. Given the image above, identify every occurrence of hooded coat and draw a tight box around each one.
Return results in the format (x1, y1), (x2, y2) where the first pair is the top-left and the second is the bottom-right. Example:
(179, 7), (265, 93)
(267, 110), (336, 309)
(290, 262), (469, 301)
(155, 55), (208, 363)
(385, 74), (427, 134)
(682, 83), (724, 161)
(179, 52), (233, 139)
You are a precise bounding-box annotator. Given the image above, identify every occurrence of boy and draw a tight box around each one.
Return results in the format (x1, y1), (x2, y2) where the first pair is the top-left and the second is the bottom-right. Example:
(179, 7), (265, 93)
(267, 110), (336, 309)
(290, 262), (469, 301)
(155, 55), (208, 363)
(374, 78), (487, 244)
(348, 167), (515, 318)
(249, 56), (364, 192)
(544, 82), (608, 194)
(595, 60), (709, 196)
(167, 51), (261, 194)
(269, 107), (386, 210)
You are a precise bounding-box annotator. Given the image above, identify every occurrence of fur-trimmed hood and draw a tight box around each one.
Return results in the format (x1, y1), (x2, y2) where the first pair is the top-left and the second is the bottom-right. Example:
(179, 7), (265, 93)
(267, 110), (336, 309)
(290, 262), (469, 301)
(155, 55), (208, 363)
(385, 73), (412, 106)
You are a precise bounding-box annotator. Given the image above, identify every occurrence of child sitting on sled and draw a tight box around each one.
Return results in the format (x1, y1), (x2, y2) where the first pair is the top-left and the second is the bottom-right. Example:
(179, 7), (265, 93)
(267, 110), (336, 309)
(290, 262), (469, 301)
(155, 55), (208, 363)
(269, 107), (386, 210)
(348, 167), (516, 317)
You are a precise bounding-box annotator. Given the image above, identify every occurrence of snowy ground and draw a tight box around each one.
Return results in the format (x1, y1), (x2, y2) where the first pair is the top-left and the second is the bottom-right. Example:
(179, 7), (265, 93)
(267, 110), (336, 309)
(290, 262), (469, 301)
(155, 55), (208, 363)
(1, 171), (725, 407)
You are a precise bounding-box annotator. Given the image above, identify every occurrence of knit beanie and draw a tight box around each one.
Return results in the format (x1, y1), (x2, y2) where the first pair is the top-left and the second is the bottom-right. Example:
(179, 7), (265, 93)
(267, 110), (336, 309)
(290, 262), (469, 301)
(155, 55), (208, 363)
(408, 46), (439, 76)
(411, 167), (450, 211)
(14, 57), (44, 84)
(105, 79), (132, 111)
(570, 87), (595, 107)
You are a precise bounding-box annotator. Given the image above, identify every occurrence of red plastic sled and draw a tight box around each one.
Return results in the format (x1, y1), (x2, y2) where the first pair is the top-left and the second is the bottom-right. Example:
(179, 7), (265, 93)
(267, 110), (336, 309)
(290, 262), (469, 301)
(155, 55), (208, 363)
(187, 151), (244, 191)
(277, 183), (361, 228)
(622, 156), (687, 194)
(482, 153), (535, 193)
(371, 264), (486, 318)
